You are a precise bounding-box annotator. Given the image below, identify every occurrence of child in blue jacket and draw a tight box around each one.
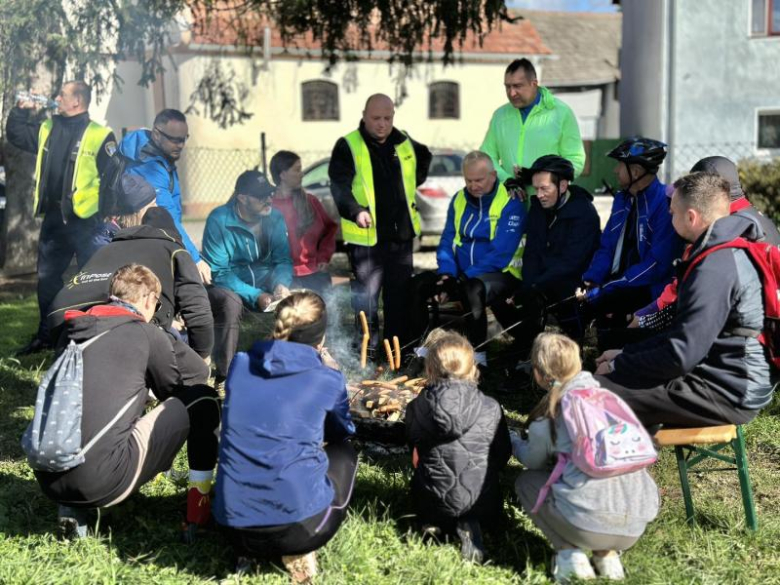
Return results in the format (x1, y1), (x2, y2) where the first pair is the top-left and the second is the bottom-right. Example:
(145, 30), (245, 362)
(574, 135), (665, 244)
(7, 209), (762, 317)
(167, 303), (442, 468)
(214, 291), (356, 582)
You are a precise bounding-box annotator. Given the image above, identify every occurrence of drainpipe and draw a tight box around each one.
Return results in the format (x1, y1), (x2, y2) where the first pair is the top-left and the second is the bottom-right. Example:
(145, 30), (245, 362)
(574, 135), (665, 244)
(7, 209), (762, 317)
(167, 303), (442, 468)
(664, 0), (677, 182)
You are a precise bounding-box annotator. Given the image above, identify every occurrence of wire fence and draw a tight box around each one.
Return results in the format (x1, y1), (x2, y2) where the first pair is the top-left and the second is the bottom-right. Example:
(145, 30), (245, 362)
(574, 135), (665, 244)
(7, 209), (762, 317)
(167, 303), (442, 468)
(668, 141), (769, 180)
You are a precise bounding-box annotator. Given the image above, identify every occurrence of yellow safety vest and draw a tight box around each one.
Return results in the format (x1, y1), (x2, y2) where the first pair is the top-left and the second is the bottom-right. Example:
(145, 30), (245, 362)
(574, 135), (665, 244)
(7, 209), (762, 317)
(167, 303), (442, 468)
(341, 130), (420, 246)
(451, 183), (524, 279)
(34, 119), (112, 218)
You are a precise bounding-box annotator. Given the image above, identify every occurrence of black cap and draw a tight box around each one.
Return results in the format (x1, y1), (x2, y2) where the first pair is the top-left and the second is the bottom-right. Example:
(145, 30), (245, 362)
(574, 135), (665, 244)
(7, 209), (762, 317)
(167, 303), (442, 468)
(234, 170), (274, 200)
(117, 174), (156, 214)
(521, 155), (575, 186)
(689, 156), (743, 201)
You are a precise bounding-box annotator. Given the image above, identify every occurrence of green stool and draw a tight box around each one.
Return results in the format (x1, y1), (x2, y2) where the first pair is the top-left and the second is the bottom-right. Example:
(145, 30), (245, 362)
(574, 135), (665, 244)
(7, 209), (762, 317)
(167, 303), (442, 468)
(654, 424), (757, 531)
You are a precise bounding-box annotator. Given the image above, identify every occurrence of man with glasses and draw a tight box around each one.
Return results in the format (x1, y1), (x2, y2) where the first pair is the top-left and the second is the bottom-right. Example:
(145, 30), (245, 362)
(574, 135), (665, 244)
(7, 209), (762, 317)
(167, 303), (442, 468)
(119, 109), (212, 285)
(202, 171), (293, 382)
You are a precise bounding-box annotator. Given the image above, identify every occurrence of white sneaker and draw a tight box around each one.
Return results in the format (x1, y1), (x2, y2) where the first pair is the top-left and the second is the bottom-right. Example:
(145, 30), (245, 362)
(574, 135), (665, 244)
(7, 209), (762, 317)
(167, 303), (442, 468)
(553, 549), (595, 583)
(592, 551), (626, 580)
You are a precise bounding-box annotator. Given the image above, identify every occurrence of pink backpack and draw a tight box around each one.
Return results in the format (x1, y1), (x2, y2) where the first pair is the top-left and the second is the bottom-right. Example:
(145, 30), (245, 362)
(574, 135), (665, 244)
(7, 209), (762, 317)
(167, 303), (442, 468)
(531, 385), (657, 513)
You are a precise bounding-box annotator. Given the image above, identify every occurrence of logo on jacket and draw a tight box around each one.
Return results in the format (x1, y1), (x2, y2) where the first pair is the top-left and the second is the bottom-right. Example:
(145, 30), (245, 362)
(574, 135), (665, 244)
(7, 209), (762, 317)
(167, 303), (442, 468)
(67, 271), (113, 289)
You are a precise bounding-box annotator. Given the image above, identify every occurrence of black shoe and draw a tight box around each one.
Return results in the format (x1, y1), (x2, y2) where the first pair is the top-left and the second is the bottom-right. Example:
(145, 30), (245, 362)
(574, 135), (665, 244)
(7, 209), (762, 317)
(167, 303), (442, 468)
(456, 519), (486, 563)
(16, 336), (52, 356)
(57, 505), (91, 540)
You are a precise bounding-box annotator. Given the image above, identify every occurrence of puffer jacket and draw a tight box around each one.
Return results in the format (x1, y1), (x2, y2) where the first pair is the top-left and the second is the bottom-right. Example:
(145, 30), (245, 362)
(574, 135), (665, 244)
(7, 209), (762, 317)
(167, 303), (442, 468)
(119, 129), (201, 262)
(406, 379), (511, 518)
(583, 177), (683, 299)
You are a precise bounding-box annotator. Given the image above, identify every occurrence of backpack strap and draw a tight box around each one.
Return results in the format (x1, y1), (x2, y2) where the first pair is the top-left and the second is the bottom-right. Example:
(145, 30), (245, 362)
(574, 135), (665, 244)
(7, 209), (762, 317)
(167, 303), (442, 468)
(79, 393), (139, 459)
(77, 329), (110, 350)
(531, 452), (568, 514)
(682, 237), (748, 282)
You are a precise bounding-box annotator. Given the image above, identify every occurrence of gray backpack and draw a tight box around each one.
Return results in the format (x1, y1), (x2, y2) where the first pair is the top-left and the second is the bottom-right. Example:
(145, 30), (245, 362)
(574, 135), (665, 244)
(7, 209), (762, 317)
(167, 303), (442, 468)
(21, 330), (136, 472)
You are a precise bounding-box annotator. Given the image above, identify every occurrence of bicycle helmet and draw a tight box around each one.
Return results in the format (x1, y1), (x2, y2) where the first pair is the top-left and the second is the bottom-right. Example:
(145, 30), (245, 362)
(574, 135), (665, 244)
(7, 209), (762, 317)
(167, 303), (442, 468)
(607, 137), (667, 171)
(521, 155), (575, 186)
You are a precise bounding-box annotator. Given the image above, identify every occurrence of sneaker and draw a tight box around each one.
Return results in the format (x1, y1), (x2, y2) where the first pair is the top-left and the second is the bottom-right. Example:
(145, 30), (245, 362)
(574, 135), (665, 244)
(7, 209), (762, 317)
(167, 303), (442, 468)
(16, 336), (52, 356)
(456, 519), (486, 564)
(214, 375), (226, 398)
(592, 551), (625, 580)
(235, 556), (254, 576)
(282, 551), (318, 584)
(552, 549), (595, 583)
(186, 486), (212, 527)
(57, 505), (90, 540)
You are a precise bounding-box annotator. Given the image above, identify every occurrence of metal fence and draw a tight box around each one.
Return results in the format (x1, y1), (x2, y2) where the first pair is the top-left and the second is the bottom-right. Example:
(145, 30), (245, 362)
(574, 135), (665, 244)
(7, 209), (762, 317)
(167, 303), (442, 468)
(668, 141), (767, 181)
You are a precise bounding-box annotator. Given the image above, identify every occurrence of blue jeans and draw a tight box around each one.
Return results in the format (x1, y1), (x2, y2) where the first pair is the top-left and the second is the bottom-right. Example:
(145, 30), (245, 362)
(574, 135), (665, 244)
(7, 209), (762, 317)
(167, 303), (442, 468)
(37, 209), (114, 340)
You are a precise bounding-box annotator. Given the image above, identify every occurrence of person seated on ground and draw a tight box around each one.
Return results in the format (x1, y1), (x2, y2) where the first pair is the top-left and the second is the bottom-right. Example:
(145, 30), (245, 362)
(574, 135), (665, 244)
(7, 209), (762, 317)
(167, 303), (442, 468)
(594, 172), (776, 428)
(405, 331), (511, 563)
(32, 264), (220, 538)
(213, 291), (356, 583)
(577, 138), (683, 350)
(270, 150), (338, 295)
(631, 155), (780, 334)
(496, 155), (600, 358)
(201, 170), (293, 382)
(513, 333), (659, 583)
(406, 151), (524, 362)
(46, 175), (213, 385)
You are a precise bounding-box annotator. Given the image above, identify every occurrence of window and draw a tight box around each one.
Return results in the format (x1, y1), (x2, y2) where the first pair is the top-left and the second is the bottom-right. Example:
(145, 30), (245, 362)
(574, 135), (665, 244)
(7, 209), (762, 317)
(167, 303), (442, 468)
(758, 111), (780, 148)
(751, 0), (780, 35)
(429, 82), (460, 120)
(302, 81), (339, 121)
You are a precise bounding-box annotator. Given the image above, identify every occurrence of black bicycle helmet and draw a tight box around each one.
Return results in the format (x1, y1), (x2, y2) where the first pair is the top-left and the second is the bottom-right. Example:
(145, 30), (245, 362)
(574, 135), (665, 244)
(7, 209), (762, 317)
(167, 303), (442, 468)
(521, 154), (575, 186)
(607, 137), (667, 171)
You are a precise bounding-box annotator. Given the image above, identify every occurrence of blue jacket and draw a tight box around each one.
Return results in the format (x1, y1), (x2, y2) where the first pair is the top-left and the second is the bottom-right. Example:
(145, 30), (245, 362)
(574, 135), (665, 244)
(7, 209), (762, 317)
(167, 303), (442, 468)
(214, 340), (355, 528)
(201, 201), (293, 308)
(118, 129), (201, 262)
(582, 177), (682, 298)
(437, 182), (525, 279)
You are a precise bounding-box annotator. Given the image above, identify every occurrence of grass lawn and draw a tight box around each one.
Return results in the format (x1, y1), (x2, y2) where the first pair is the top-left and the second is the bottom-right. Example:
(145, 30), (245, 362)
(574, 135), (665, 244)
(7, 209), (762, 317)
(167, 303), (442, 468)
(0, 290), (779, 584)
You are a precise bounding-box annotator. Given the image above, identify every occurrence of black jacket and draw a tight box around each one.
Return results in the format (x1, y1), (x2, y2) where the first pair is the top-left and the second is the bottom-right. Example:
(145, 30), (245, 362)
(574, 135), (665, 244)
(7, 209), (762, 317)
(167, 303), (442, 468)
(406, 379), (511, 520)
(35, 306), (183, 507)
(328, 123), (432, 242)
(612, 214), (775, 410)
(46, 207), (213, 357)
(522, 185), (601, 299)
(5, 107), (115, 217)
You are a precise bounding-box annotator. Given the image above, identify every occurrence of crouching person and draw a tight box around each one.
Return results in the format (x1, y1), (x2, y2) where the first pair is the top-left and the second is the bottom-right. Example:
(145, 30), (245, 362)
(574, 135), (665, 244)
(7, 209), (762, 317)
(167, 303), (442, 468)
(24, 264), (220, 539)
(513, 333), (658, 582)
(214, 291), (357, 583)
(405, 331), (511, 563)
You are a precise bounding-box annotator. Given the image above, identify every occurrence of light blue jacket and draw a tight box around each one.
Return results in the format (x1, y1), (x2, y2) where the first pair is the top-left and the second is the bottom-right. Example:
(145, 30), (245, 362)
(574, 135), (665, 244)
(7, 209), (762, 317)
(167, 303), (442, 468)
(201, 201), (293, 307)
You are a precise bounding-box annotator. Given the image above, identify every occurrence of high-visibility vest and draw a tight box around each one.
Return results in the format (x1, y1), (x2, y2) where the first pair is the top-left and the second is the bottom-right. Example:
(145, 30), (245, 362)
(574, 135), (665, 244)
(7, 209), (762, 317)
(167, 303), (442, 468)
(340, 130), (420, 246)
(34, 119), (112, 218)
(451, 183), (524, 279)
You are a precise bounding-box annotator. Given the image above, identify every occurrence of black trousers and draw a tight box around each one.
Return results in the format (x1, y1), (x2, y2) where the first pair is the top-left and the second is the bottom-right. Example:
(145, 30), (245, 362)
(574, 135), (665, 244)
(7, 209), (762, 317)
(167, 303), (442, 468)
(597, 373), (760, 428)
(407, 270), (513, 348)
(207, 287), (248, 378)
(590, 286), (654, 351)
(221, 441), (358, 558)
(347, 241), (413, 347)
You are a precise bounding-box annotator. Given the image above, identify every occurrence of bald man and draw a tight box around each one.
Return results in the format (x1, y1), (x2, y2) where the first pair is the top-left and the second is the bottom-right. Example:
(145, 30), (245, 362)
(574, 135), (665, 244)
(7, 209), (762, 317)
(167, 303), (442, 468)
(328, 94), (432, 350)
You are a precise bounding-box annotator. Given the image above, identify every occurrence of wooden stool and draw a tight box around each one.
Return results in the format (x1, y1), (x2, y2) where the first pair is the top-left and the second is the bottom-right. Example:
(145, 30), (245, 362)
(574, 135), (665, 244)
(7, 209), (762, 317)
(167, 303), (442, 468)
(654, 424), (757, 530)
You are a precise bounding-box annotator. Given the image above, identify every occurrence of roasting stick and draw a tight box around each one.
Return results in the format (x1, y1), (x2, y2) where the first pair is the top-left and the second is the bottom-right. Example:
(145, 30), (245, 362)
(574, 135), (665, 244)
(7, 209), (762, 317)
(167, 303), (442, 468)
(388, 375), (408, 384)
(359, 311), (370, 369)
(383, 339), (395, 371)
(392, 336), (401, 369)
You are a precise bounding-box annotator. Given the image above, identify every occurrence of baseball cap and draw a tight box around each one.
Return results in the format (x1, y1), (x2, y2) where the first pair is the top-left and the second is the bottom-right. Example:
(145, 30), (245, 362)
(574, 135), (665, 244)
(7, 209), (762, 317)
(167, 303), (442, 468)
(234, 170), (275, 200)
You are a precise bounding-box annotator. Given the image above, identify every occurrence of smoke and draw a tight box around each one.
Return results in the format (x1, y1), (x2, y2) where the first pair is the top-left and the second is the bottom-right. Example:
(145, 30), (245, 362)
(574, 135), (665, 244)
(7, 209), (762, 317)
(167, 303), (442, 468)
(321, 284), (369, 379)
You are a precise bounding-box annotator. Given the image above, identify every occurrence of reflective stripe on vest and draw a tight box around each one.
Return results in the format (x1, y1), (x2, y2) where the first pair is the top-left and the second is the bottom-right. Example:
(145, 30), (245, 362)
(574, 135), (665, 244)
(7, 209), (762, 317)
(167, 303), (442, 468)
(341, 130), (420, 246)
(34, 120), (112, 218)
(451, 183), (524, 279)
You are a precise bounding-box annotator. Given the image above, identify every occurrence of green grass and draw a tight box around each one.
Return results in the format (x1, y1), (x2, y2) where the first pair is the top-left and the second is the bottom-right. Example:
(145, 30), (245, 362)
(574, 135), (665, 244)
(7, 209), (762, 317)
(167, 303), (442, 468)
(1, 293), (779, 584)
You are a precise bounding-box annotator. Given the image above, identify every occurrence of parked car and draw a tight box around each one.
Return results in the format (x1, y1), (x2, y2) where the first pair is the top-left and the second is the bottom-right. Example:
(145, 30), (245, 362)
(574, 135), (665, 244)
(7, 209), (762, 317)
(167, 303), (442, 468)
(301, 150), (466, 242)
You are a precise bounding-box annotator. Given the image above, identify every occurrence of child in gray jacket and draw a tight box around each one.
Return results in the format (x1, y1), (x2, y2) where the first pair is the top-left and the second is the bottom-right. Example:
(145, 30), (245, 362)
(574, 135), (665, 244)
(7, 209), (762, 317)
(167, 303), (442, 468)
(512, 333), (659, 583)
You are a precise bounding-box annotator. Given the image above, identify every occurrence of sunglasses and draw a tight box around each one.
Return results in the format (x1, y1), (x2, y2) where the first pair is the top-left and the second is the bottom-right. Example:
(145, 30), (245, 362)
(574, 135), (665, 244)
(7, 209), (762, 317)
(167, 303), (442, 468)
(154, 126), (189, 145)
(149, 292), (162, 313)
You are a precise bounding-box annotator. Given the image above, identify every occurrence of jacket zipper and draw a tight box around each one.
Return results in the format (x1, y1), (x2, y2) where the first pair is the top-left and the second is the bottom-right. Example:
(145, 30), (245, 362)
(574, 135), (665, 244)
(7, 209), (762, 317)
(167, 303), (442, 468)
(469, 197), (484, 267)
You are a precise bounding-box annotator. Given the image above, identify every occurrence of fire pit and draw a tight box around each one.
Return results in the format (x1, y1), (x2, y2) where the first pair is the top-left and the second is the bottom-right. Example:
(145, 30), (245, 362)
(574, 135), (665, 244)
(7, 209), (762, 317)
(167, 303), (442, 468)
(347, 375), (426, 444)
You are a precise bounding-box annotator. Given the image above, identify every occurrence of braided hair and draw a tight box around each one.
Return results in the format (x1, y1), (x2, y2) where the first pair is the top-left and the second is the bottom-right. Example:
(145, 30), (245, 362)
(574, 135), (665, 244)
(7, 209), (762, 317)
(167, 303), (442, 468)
(272, 291), (327, 346)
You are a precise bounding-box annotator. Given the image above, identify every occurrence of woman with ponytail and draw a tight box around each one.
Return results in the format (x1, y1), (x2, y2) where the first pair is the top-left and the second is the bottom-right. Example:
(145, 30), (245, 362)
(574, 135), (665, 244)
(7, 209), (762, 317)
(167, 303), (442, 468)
(214, 291), (356, 582)
(270, 151), (338, 294)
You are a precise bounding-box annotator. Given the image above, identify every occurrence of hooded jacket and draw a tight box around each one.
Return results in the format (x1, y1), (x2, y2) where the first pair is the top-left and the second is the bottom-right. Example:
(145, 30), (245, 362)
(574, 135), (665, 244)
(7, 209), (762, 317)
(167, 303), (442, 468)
(612, 214), (775, 411)
(406, 379), (511, 519)
(480, 86), (586, 181)
(46, 207), (213, 357)
(119, 129), (200, 261)
(35, 305), (183, 507)
(214, 340), (355, 528)
(436, 180), (525, 279)
(583, 177), (683, 298)
(522, 184), (601, 296)
(514, 371), (659, 537)
(201, 201), (294, 308)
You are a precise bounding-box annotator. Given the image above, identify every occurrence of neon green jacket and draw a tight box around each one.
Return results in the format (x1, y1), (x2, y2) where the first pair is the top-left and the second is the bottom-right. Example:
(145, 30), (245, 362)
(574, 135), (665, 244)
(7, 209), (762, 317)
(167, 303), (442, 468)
(480, 86), (586, 182)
